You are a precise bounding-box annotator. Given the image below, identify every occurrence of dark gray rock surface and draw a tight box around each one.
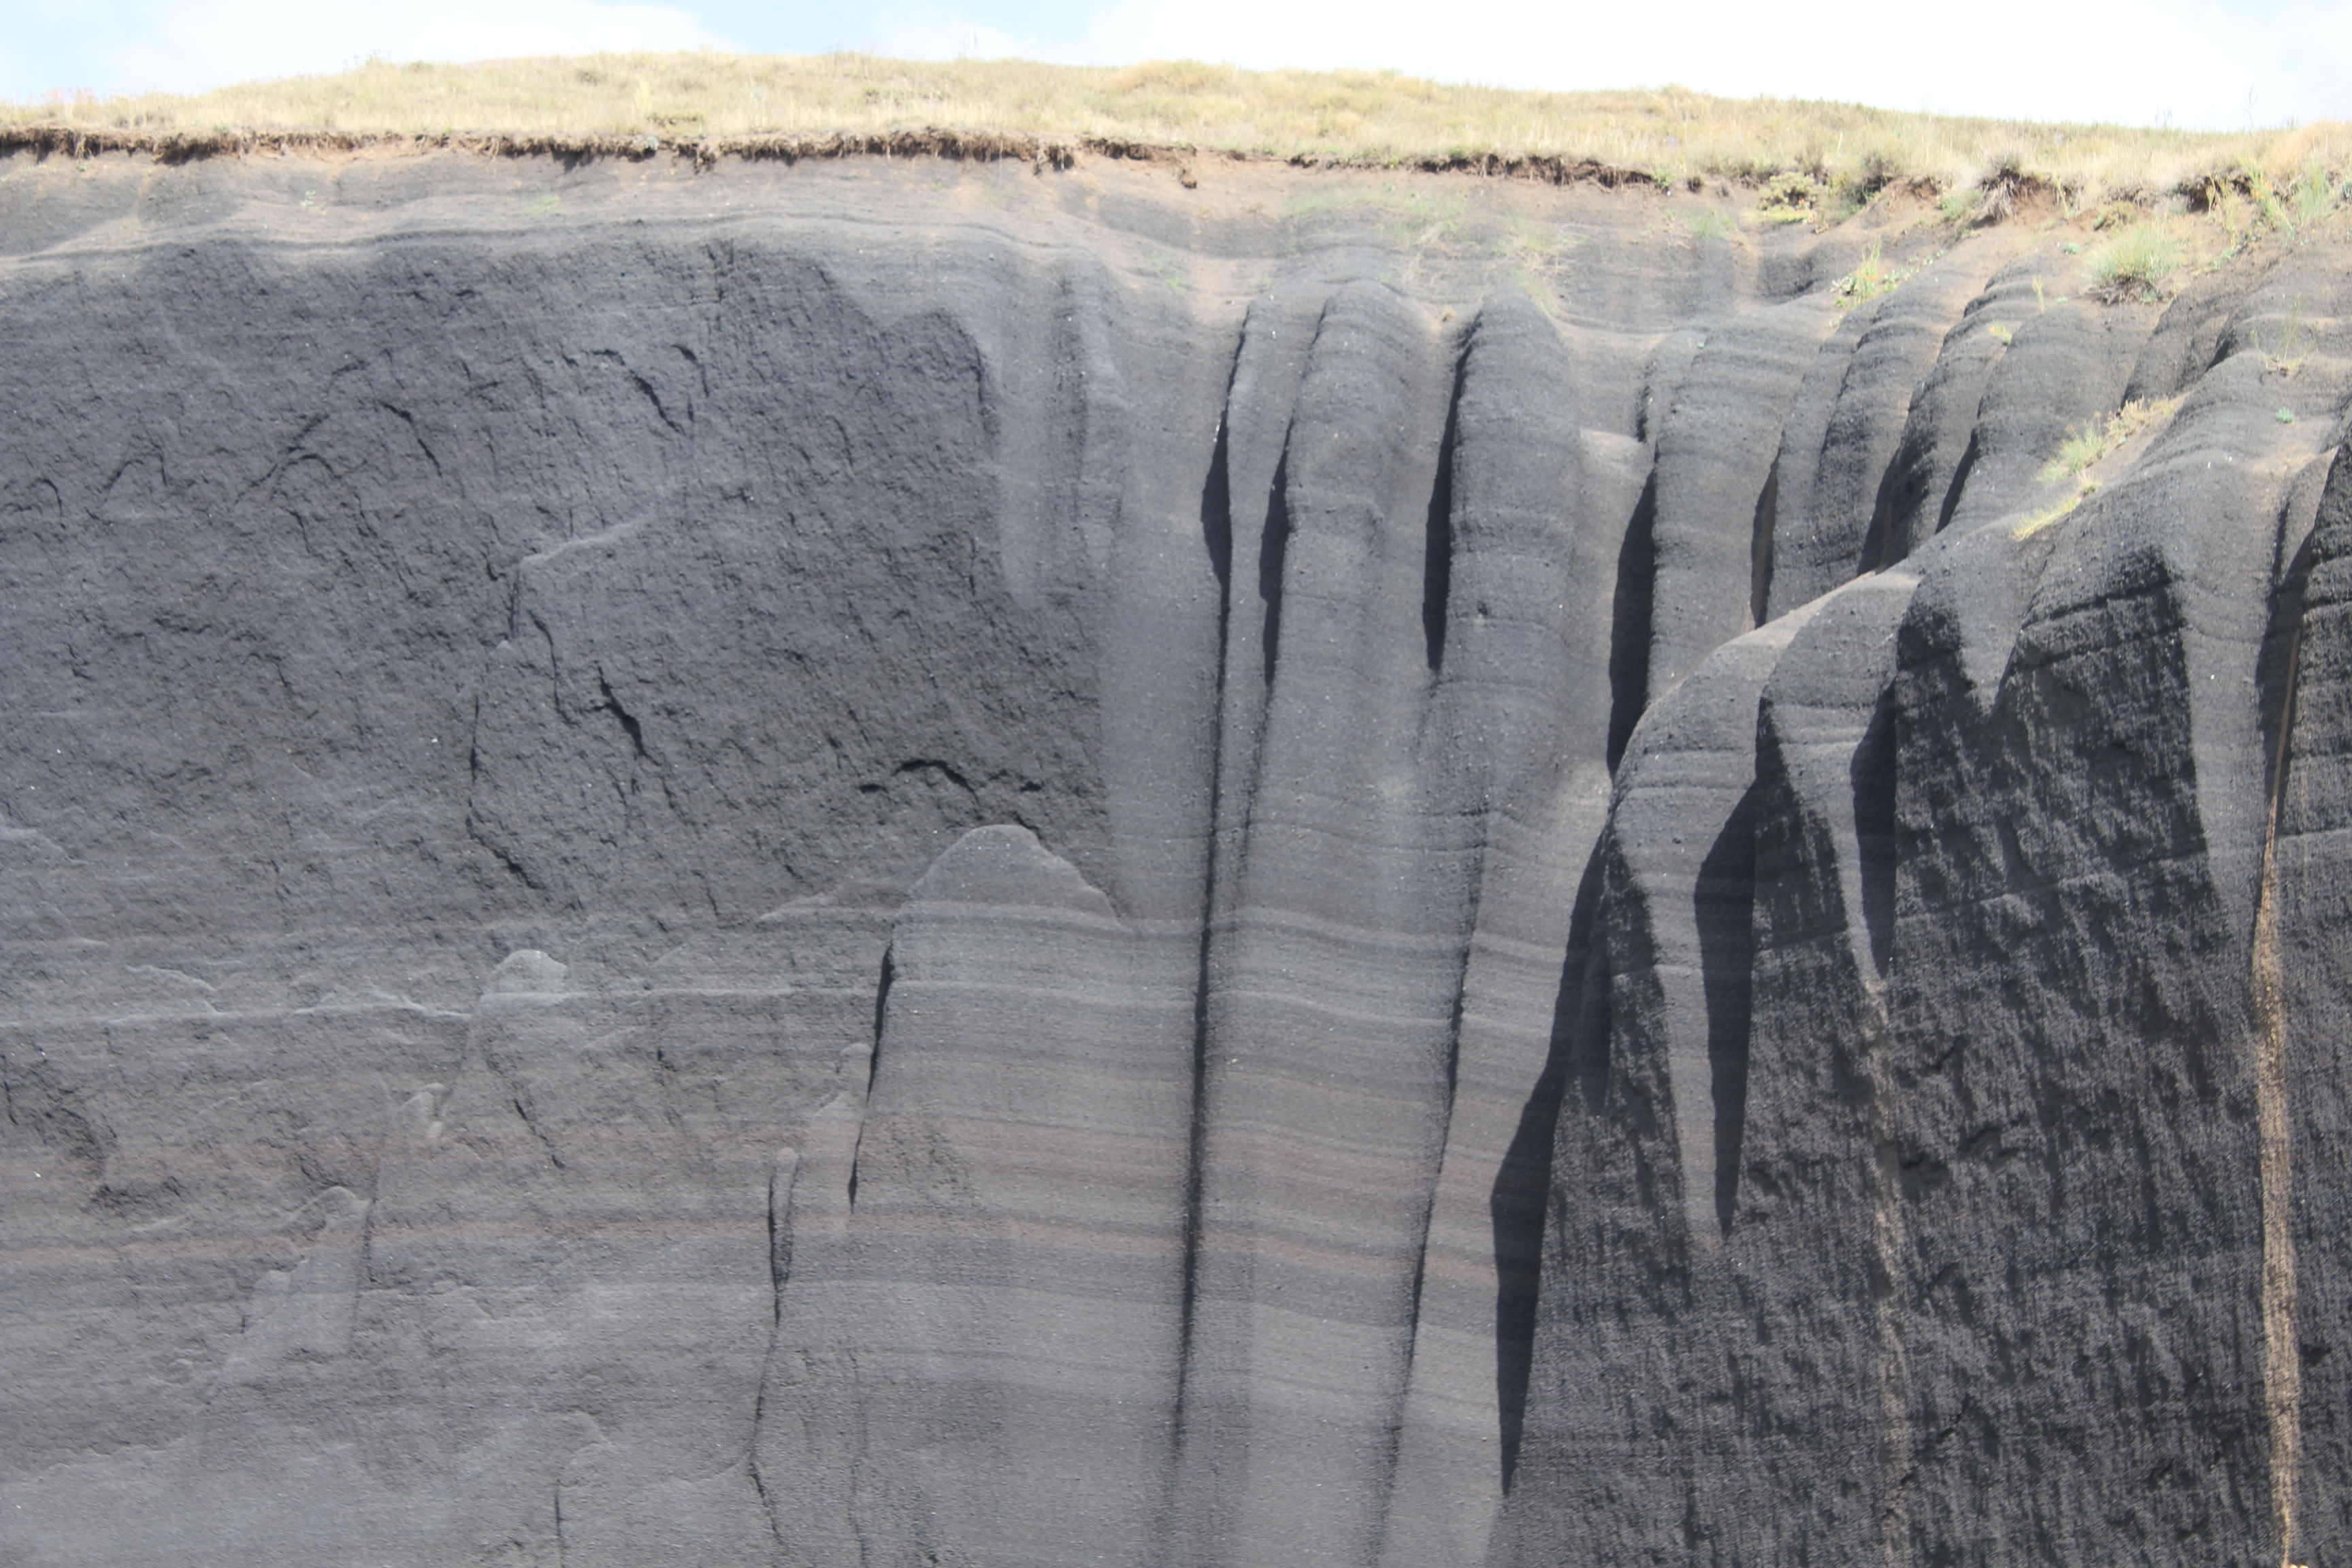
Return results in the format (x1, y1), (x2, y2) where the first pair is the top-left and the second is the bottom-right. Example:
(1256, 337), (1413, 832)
(3, 146), (2349, 1566)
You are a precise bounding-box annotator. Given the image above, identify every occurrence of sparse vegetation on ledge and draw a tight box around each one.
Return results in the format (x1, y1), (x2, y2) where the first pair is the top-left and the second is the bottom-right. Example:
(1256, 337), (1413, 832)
(3, 51), (2349, 210)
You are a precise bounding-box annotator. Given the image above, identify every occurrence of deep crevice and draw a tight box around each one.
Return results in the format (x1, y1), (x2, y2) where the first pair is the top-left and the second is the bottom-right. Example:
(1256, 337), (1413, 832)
(2251, 462), (2324, 1568)
(1169, 353), (1243, 1532)
(1933, 431), (1980, 540)
(1750, 453), (1780, 627)
(766, 1153), (792, 1324)
(1375, 922), (1477, 1540)
(2257, 526), (2318, 885)
(1380, 332), (1484, 1529)
(1857, 440), (1905, 574)
(1492, 836), (1607, 1492)
(1861, 416), (1947, 573)
(1422, 352), (1465, 672)
(1697, 781), (1760, 1235)
(1259, 446), (1292, 687)
(1606, 470), (1661, 770)
(865, 946), (892, 1099)
(849, 945), (892, 1212)
(1853, 687), (1901, 978)
(745, 1407), (788, 1552)
(1203, 415), (1233, 596)
(598, 672), (651, 761)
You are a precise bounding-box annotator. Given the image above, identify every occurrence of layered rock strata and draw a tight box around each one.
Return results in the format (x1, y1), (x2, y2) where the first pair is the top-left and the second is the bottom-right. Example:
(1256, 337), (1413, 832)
(2, 146), (2349, 1565)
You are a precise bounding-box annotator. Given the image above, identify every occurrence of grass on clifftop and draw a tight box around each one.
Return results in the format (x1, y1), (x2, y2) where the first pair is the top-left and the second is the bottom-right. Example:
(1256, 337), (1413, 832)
(5, 52), (2351, 206)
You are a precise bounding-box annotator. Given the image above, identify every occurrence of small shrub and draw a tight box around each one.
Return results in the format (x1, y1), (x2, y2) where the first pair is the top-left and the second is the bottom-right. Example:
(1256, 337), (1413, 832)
(1684, 206), (1737, 242)
(2291, 166), (2339, 230)
(1972, 151), (2029, 223)
(2254, 295), (2308, 376)
(2248, 167), (2292, 233)
(1833, 242), (1911, 306)
(2211, 189), (2253, 261)
(1820, 157), (1895, 225)
(2085, 225), (2178, 302)
(1759, 169), (1819, 225)
(2040, 422), (2108, 480)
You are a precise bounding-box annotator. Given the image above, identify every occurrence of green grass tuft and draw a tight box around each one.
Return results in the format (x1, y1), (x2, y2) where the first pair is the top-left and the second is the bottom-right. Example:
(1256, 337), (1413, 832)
(2036, 398), (2177, 485)
(2084, 225), (2180, 302)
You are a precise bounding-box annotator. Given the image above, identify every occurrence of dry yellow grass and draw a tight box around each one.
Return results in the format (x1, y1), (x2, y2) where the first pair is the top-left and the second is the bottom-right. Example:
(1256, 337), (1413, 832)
(3, 51), (2349, 204)
(2016, 397), (2183, 538)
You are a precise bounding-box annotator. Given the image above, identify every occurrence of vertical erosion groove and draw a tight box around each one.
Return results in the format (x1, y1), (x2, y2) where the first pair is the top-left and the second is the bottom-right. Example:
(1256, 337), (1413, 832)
(1203, 415), (1234, 594)
(1931, 431), (1979, 541)
(1867, 1020), (1912, 1568)
(1853, 444), (1910, 581)
(1852, 691), (1900, 980)
(1258, 447), (1292, 687)
(1387, 331), (1475, 1512)
(1171, 395), (1238, 1533)
(1848, 658), (1910, 1557)
(1420, 355), (1463, 674)
(847, 946), (891, 1212)
(1606, 471), (1660, 772)
(766, 1147), (799, 1324)
(866, 946), (894, 1083)
(1749, 456), (1779, 630)
(1857, 455), (1899, 576)
(1696, 782), (1759, 1236)
(2254, 559), (2308, 1568)
(1492, 841), (1607, 1491)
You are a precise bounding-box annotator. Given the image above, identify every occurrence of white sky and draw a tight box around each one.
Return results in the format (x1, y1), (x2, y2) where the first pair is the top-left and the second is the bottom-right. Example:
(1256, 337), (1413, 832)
(3, 0), (2346, 131)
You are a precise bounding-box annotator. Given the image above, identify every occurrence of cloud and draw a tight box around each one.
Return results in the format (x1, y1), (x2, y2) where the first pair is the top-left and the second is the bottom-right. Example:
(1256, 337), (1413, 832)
(86, 0), (736, 97)
(0, 40), (29, 103)
(859, 4), (1032, 61)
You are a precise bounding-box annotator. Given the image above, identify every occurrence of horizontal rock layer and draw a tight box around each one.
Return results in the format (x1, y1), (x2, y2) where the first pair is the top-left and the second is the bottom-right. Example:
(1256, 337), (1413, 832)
(2, 147), (2349, 1566)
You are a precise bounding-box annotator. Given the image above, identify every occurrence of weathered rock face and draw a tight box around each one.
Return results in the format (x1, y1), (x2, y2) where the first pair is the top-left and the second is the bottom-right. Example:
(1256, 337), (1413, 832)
(2, 144), (2348, 1567)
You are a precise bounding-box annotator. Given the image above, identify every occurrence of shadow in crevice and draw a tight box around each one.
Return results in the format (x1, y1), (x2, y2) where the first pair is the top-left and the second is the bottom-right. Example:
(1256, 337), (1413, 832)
(866, 945), (894, 1095)
(1932, 430), (1980, 540)
(1697, 783), (1759, 1235)
(1606, 470), (1661, 770)
(846, 945), (893, 1212)
(1202, 417), (1233, 597)
(1852, 689), (1901, 979)
(1171, 374), (1240, 1472)
(1422, 353), (1465, 673)
(1860, 423), (1932, 573)
(1490, 838), (1609, 1492)
(1750, 455), (1780, 628)
(1857, 453), (1900, 574)
(2257, 525), (2319, 866)
(1259, 448), (1292, 686)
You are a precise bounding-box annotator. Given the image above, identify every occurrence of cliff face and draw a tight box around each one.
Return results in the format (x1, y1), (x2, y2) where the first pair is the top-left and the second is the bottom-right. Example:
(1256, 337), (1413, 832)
(2, 145), (2348, 1567)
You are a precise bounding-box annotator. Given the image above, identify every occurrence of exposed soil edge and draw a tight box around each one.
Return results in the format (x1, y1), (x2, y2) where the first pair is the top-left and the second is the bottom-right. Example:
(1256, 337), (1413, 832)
(0, 121), (1661, 189)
